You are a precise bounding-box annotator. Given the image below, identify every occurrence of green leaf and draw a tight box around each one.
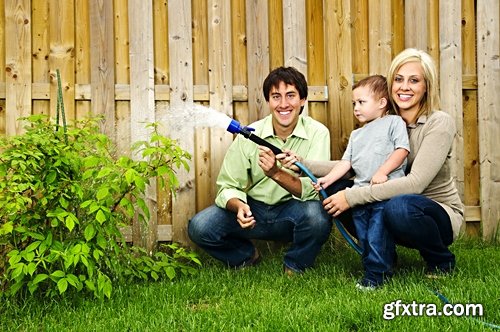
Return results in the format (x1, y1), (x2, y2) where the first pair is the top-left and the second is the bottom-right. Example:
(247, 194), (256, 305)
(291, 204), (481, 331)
(46, 170), (57, 184)
(32, 273), (49, 285)
(165, 266), (176, 280)
(26, 240), (41, 253)
(51, 270), (65, 278)
(57, 278), (68, 293)
(96, 209), (107, 224)
(65, 214), (75, 232)
(96, 186), (109, 200)
(84, 224), (96, 241)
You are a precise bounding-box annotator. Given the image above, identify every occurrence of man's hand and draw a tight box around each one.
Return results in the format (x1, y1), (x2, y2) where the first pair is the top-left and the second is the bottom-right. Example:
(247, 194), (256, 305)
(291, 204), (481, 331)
(236, 203), (256, 229)
(258, 146), (280, 178)
(276, 149), (302, 173)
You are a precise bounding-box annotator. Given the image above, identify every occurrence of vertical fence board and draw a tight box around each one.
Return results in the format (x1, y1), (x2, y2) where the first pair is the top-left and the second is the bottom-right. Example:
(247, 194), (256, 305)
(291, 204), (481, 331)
(306, 0), (327, 125)
(404, 0), (428, 50)
(90, 0), (115, 137)
(462, 0), (480, 232)
(245, 0), (270, 122)
(231, 0), (249, 125)
(324, 0), (354, 159)
(351, 0), (368, 77)
(5, 0), (31, 135)
(168, 0), (194, 245)
(75, 0), (90, 118)
(269, 0), (283, 70)
(0, 0), (4, 134)
(391, 0), (404, 56)
(114, 0), (131, 161)
(49, 0), (75, 122)
(477, 0), (500, 240)
(440, 0), (464, 206)
(283, 0), (307, 114)
(368, 0), (391, 74)
(128, 0), (157, 250)
(32, 0), (49, 116)
(208, 0), (233, 210)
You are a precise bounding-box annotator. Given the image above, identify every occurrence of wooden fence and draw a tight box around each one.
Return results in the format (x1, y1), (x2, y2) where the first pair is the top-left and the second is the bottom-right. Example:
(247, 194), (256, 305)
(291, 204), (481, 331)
(0, 0), (498, 250)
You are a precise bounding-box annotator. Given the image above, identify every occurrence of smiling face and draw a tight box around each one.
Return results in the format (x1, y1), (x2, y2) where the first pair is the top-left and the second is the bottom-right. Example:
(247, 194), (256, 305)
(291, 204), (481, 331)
(268, 81), (305, 139)
(391, 61), (427, 121)
(352, 85), (387, 124)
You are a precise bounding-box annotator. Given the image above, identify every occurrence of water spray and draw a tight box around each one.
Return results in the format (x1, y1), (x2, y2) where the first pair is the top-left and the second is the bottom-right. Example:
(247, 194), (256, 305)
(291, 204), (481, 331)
(226, 119), (362, 255)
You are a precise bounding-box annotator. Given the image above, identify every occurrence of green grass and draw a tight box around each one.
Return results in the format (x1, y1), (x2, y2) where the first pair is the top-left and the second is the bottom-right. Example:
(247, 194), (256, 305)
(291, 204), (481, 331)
(1, 236), (499, 331)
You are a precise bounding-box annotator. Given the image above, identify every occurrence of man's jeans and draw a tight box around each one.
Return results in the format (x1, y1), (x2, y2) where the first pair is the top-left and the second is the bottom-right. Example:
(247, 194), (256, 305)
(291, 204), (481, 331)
(352, 201), (393, 285)
(188, 197), (331, 272)
(383, 194), (455, 272)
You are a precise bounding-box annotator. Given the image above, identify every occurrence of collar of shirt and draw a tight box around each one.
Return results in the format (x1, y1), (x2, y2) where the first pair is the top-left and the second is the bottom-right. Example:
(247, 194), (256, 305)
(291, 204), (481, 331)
(259, 115), (310, 140)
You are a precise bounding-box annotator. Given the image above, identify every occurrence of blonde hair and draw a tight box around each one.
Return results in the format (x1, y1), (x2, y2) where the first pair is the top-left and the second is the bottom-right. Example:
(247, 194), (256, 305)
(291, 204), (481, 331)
(387, 48), (440, 119)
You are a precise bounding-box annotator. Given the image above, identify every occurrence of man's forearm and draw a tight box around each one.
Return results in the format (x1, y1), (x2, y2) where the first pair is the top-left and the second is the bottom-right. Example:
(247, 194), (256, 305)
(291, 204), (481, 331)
(270, 168), (302, 197)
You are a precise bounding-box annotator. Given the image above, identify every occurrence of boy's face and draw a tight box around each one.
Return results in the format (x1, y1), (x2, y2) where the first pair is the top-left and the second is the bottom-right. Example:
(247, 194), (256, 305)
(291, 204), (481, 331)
(268, 81), (305, 136)
(352, 86), (387, 123)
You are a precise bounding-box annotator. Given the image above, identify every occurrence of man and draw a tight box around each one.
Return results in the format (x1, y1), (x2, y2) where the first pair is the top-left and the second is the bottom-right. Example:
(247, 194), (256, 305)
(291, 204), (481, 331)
(188, 66), (331, 274)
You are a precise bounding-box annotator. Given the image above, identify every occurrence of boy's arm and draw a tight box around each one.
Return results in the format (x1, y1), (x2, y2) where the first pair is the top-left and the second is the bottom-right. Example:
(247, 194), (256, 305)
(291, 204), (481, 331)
(316, 160), (352, 189)
(371, 148), (409, 184)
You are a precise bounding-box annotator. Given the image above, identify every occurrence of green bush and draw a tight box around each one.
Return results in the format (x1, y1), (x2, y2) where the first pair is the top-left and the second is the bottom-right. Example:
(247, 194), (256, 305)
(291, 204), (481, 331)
(0, 115), (200, 299)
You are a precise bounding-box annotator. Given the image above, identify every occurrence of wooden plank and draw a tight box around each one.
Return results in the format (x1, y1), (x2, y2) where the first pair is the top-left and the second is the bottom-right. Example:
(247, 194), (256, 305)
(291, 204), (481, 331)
(5, 0), (31, 135)
(231, 0), (249, 125)
(428, 0), (439, 69)
(404, 0), (428, 50)
(153, 0), (169, 85)
(128, 0), (157, 250)
(49, 0), (75, 122)
(306, 0), (327, 125)
(32, 0), (50, 116)
(439, 0), (464, 203)
(168, 0), (195, 245)
(75, 0), (90, 119)
(207, 0), (233, 209)
(462, 0), (480, 211)
(391, 0), (405, 57)
(323, 0), (354, 159)
(269, 0), (283, 70)
(245, 0), (270, 122)
(0, 0), (5, 135)
(114, 0), (131, 158)
(351, 0), (368, 75)
(89, 0), (115, 138)
(368, 0), (391, 74)
(476, 0), (500, 241)
(283, 0), (307, 114)
(121, 225), (172, 242)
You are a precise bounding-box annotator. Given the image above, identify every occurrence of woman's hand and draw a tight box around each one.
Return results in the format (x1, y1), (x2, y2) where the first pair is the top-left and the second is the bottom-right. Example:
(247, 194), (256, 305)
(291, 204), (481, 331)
(322, 190), (350, 217)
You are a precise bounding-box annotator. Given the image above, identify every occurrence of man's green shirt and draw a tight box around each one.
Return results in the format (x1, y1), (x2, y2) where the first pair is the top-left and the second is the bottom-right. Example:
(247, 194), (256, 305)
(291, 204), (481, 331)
(215, 114), (331, 208)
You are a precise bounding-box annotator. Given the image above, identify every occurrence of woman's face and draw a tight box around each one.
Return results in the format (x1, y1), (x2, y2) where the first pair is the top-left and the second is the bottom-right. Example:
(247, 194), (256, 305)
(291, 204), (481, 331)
(391, 61), (427, 115)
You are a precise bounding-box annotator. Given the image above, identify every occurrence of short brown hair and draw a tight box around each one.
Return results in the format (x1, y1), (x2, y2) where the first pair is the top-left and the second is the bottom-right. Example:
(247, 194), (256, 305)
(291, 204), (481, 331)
(352, 75), (389, 112)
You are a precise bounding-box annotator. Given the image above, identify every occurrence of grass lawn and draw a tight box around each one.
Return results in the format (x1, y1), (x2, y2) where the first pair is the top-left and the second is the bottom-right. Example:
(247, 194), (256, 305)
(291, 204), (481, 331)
(1, 235), (499, 331)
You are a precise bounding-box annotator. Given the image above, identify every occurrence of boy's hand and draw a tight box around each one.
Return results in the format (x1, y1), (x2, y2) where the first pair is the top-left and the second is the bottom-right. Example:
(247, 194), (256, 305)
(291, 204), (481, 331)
(370, 172), (388, 184)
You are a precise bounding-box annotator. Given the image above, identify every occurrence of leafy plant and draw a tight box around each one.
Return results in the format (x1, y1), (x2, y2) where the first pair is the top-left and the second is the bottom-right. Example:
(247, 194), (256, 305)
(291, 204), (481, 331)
(0, 115), (200, 299)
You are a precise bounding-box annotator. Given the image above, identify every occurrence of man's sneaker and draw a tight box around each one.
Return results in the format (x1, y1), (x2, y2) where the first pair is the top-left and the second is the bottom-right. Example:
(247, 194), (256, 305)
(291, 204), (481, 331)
(425, 265), (453, 279)
(355, 278), (379, 291)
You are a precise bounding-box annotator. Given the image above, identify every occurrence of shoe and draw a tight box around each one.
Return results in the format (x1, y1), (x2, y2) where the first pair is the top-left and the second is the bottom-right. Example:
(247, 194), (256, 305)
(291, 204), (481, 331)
(239, 248), (261, 268)
(425, 266), (453, 279)
(283, 265), (302, 277)
(355, 278), (379, 291)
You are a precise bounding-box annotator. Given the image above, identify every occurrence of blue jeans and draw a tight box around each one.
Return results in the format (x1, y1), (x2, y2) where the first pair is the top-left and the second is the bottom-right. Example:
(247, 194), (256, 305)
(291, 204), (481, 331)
(188, 197), (332, 272)
(353, 201), (393, 285)
(383, 194), (455, 271)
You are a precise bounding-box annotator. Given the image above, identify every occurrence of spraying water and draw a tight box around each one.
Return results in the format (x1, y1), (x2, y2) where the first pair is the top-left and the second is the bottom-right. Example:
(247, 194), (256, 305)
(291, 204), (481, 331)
(158, 103), (233, 132)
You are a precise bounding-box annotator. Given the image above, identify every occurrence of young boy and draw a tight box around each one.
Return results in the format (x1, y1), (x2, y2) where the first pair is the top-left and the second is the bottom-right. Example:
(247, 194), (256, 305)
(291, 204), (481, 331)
(313, 75), (410, 289)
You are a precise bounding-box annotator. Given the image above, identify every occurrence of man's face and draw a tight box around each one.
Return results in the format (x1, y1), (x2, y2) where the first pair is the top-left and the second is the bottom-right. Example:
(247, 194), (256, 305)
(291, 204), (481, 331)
(268, 81), (305, 136)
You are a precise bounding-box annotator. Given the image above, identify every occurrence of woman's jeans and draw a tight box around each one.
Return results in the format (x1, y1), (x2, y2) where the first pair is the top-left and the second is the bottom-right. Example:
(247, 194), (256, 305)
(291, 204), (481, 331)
(352, 201), (392, 285)
(383, 194), (455, 272)
(188, 197), (332, 272)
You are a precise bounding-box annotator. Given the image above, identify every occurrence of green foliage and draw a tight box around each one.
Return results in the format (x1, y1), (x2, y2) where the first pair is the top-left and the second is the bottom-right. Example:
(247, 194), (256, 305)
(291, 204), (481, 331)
(0, 115), (200, 299)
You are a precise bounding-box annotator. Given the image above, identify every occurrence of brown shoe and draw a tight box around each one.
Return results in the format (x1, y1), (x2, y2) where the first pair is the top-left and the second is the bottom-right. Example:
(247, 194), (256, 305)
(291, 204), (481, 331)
(283, 266), (302, 276)
(239, 248), (261, 268)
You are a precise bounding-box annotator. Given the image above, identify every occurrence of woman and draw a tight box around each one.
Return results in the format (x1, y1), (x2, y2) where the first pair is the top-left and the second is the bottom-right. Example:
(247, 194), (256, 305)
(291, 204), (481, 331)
(282, 48), (464, 280)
